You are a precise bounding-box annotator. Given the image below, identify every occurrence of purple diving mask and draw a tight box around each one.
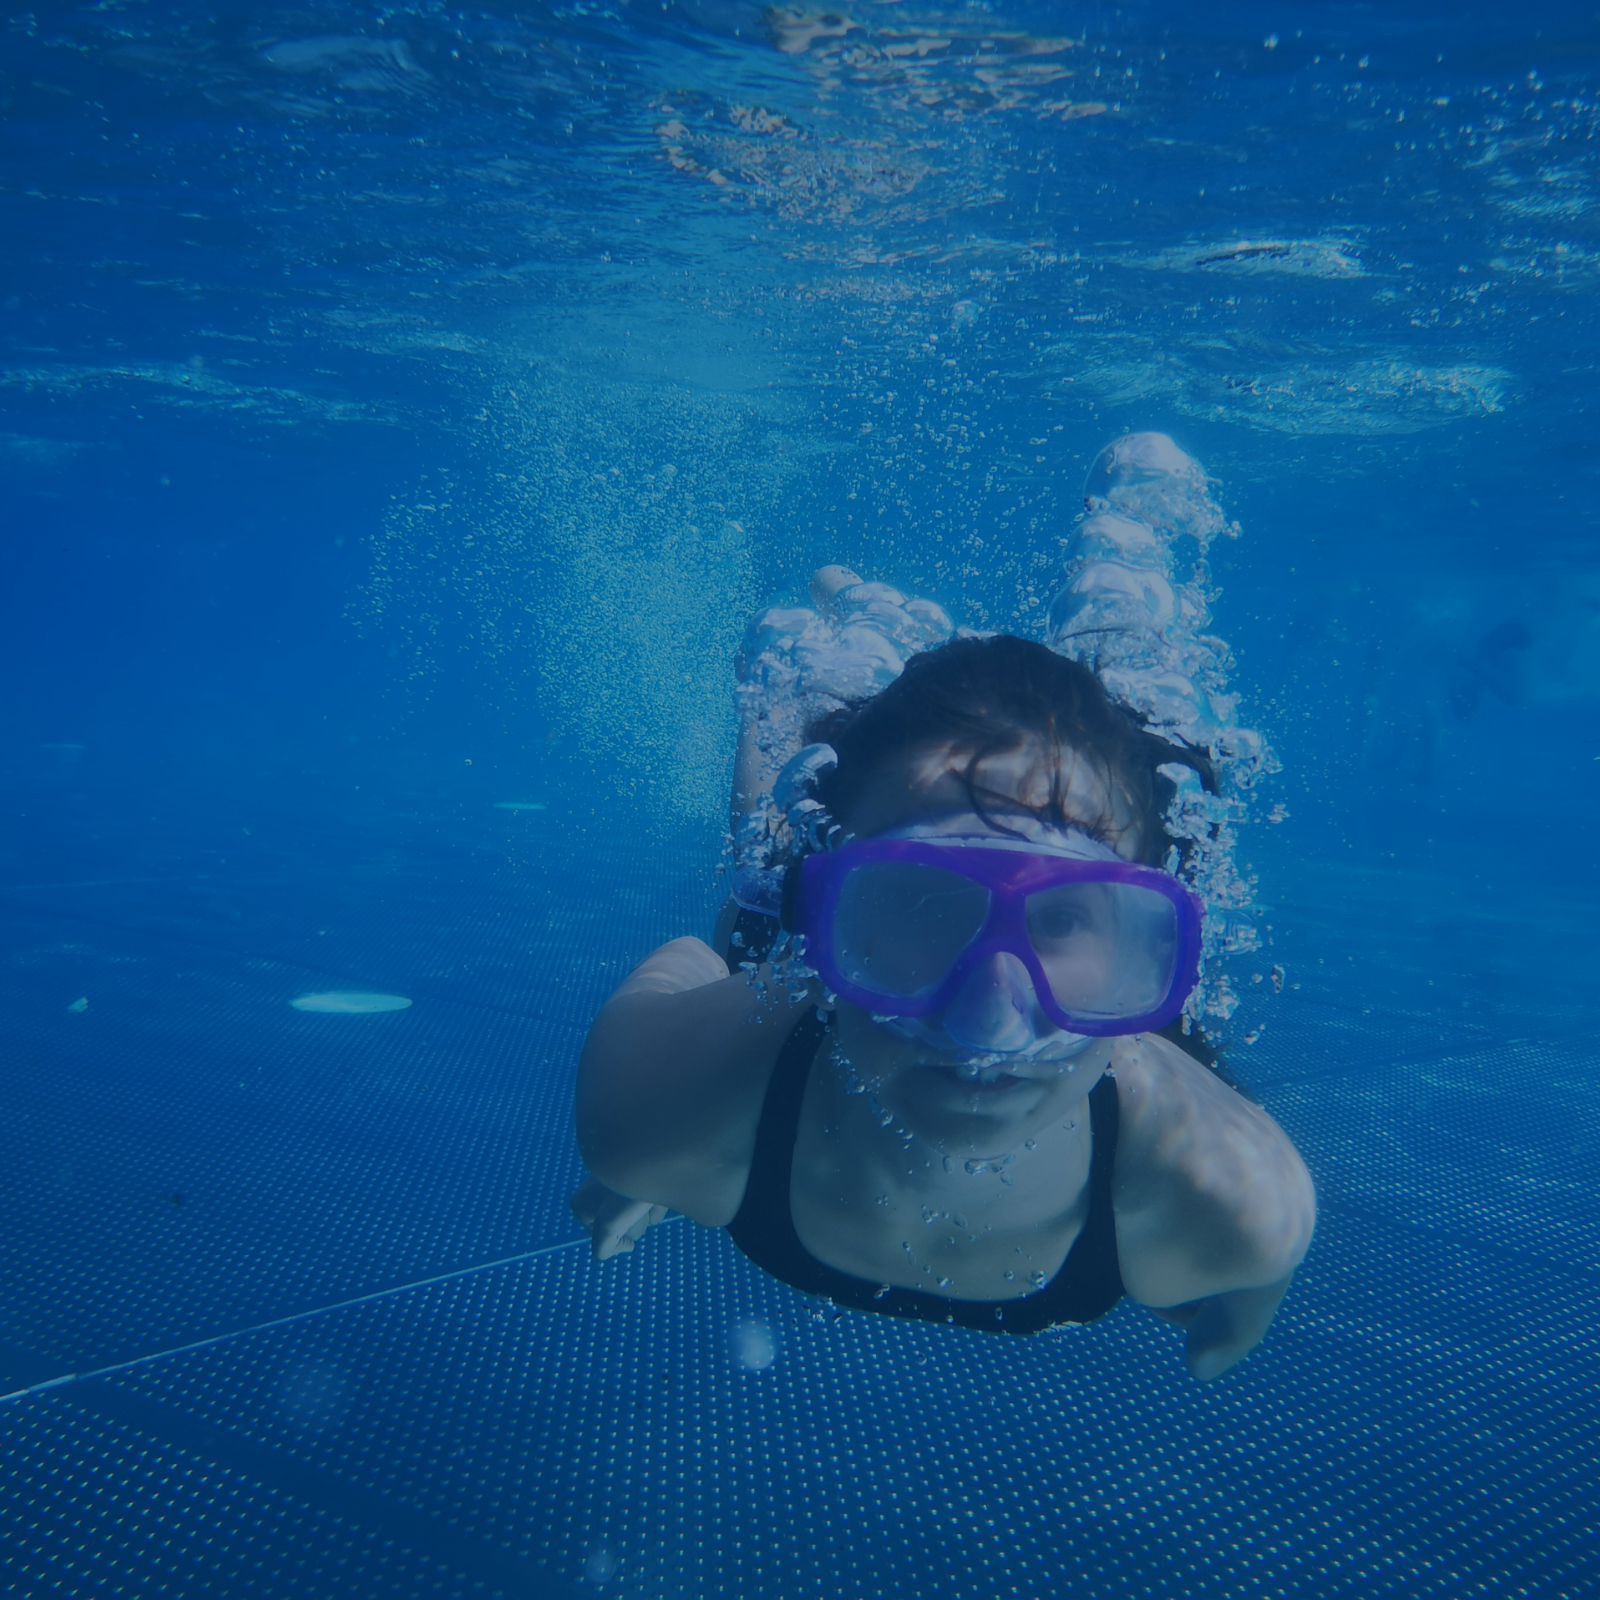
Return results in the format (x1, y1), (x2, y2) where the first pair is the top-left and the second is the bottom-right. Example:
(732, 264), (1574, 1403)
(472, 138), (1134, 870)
(792, 836), (1203, 1037)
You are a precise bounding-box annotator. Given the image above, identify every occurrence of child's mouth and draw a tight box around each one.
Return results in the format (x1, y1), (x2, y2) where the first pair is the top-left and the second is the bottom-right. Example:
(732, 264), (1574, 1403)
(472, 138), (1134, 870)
(929, 1062), (1029, 1094)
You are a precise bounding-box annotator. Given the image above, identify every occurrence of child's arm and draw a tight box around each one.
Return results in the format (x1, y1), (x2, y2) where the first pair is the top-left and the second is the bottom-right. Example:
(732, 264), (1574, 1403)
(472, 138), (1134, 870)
(1111, 1032), (1316, 1380)
(574, 938), (809, 1237)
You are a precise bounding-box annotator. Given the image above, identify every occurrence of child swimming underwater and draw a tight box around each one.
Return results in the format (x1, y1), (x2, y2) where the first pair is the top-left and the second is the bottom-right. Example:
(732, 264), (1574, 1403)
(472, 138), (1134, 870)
(573, 442), (1315, 1382)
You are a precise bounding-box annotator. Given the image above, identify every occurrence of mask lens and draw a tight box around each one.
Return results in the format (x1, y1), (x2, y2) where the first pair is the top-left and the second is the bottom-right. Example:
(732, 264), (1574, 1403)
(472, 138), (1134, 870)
(1025, 880), (1178, 1020)
(832, 862), (991, 999)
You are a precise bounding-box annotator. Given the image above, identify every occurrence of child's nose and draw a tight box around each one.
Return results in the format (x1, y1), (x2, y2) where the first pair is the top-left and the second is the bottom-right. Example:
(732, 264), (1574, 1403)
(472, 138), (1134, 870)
(940, 951), (1040, 1055)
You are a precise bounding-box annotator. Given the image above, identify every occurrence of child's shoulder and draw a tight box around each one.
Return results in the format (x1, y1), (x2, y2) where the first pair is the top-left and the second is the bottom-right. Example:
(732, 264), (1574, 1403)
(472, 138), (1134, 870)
(1110, 1029), (1267, 1127)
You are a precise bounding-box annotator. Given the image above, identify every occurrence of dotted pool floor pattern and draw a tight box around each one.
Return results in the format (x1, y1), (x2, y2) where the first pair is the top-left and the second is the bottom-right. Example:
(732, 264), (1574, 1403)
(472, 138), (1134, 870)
(2, 832), (1598, 1598)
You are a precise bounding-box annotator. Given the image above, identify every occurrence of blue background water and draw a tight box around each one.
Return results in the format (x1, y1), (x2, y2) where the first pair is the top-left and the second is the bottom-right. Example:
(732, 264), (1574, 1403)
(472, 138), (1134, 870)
(3, 2), (1599, 1595)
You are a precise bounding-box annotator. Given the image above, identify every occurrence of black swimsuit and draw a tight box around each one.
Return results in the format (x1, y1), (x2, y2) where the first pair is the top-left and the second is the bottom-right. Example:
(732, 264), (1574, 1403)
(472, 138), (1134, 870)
(726, 1009), (1126, 1336)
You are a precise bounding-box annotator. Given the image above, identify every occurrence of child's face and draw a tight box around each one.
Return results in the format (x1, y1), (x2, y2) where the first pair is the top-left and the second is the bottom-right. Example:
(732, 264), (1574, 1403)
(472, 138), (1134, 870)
(828, 738), (1137, 1154)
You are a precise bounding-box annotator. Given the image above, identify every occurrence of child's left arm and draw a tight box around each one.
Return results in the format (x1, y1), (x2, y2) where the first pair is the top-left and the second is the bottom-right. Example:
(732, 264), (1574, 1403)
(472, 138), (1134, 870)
(1111, 1033), (1317, 1381)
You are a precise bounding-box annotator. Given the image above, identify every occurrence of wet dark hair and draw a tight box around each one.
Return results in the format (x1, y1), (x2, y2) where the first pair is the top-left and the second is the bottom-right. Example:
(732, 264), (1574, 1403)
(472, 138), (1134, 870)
(805, 633), (1214, 868)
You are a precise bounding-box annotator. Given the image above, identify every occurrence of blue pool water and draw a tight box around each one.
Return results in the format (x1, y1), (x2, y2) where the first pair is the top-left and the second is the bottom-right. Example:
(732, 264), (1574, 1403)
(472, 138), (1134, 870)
(3, 2), (1599, 1594)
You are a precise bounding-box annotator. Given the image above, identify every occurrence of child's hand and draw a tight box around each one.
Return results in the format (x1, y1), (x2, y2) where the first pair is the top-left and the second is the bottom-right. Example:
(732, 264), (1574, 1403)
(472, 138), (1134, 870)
(1151, 1274), (1294, 1381)
(570, 1177), (669, 1261)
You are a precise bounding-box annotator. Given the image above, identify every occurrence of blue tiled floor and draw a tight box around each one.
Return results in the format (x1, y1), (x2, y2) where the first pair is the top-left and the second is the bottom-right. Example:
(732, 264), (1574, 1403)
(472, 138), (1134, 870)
(3, 795), (1597, 1597)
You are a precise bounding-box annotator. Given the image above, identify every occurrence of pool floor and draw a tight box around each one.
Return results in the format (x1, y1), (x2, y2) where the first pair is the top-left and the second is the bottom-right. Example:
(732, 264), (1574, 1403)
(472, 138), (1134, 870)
(1, 793), (1596, 1598)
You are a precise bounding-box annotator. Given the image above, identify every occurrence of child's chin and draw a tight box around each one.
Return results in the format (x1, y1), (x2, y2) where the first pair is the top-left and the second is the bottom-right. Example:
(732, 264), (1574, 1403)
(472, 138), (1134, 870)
(897, 1062), (1048, 1119)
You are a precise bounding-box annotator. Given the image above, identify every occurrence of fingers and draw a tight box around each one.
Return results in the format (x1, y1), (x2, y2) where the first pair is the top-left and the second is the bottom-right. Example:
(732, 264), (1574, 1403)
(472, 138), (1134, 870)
(568, 1177), (609, 1229)
(570, 1181), (672, 1261)
(593, 1200), (645, 1260)
(1184, 1310), (1249, 1383)
(595, 1198), (649, 1259)
(1181, 1276), (1294, 1382)
(592, 1197), (669, 1261)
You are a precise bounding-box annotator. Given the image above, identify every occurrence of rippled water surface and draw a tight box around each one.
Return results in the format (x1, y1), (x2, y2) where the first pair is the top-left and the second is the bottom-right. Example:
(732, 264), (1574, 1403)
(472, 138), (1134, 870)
(4, 3), (1600, 1597)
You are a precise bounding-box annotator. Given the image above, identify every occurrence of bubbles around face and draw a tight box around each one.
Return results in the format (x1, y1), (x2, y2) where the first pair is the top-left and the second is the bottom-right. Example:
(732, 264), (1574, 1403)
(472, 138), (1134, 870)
(731, 1317), (778, 1370)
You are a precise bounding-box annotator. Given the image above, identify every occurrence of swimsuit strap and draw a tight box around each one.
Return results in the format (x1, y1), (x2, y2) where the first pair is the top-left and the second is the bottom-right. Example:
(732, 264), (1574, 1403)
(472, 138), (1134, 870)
(727, 1011), (1124, 1336)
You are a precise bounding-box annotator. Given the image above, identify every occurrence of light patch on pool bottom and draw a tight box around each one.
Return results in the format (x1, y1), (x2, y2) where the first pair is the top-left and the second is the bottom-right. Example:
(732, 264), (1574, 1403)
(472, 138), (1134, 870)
(291, 992), (413, 1014)
(731, 1318), (778, 1371)
(494, 800), (547, 811)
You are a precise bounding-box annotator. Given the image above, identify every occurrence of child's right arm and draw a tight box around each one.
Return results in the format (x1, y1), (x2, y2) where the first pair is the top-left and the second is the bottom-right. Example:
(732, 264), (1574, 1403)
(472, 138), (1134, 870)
(574, 938), (808, 1236)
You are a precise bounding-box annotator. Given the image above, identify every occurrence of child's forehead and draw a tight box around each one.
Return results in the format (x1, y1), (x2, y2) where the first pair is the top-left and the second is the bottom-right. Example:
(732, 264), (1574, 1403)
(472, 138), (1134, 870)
(845, 737), (1144, 858)
(907, 738), (1112, 807)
